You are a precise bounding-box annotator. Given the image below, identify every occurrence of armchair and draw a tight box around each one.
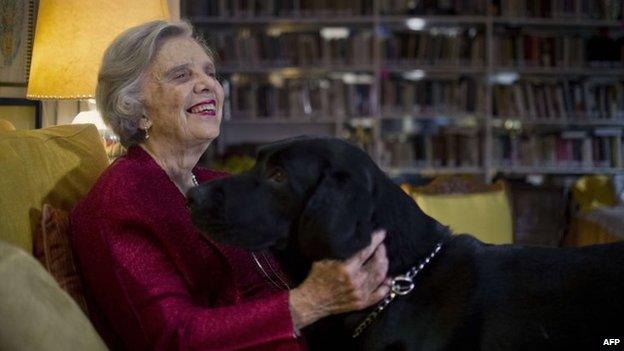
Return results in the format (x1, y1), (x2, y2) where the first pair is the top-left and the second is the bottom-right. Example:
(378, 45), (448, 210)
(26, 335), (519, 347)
(0, 123), (109, 350)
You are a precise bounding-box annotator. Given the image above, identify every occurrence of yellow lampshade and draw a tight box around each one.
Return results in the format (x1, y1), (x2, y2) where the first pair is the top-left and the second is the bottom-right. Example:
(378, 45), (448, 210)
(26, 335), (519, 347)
(27, 0), (170, 100)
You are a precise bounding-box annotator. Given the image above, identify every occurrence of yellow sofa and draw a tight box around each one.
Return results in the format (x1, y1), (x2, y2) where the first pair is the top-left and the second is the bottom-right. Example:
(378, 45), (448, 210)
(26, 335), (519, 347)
(0, 123), (109, 350)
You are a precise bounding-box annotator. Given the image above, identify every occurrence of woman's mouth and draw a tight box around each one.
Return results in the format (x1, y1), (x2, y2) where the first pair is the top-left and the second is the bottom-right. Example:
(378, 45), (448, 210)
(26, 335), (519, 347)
(186, 99), (217, 117)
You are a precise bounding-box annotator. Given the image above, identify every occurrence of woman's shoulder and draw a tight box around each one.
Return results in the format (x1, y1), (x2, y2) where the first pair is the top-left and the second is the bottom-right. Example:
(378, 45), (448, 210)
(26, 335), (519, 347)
(75, 153), (162, 211)
(95, 155), (151, 191)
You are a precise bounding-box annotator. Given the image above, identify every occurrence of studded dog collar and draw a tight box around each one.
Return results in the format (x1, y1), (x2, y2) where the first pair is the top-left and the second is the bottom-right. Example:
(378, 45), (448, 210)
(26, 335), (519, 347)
(352, 241), (444, 338)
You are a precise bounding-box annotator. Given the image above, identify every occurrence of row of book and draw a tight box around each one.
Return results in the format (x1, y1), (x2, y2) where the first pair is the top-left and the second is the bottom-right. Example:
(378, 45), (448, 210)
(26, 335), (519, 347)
(382, 31), (486, 66)
(493, 130), (623, 168)
(492, 0), (624, 20)
(381, 77), (484, 115)
(186, 0), (490, 17)
(493, 32), (624, 68)
(207, 30), (489, 69)
(381, 133), (482, 168)
(379, 0), (487, 15)
(187, 0), (621, 19)
(207, 31), (374, 68)
(186, 0), (374, 17)
(206, 30), (623, 69)
(227, 78), (373, 119)
(225, 76), (624, 121)
(492, 79), (624, 120)
(381, 130), (623, 170)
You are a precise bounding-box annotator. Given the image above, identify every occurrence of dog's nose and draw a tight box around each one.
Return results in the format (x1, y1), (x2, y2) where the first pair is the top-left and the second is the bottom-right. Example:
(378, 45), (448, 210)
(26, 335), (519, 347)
(186, 184), (224, 211)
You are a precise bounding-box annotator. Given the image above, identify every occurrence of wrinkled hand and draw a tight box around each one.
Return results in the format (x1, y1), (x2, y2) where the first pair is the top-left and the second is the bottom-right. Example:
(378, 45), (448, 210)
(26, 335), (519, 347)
(289, 229), (390, 330)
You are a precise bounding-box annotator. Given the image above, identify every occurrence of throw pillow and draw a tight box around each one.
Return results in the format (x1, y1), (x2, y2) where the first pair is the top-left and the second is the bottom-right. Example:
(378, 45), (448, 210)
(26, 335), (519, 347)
(0, 240), (107, 351)
(411, 189), (513, 245)
(572, 175), (616, 212)
(33, 204), (89, 315)
(0, 119), (16, 131)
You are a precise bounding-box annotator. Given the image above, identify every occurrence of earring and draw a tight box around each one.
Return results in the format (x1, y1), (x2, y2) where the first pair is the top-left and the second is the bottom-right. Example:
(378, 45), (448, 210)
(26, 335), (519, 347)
(139, 117), (152, 141)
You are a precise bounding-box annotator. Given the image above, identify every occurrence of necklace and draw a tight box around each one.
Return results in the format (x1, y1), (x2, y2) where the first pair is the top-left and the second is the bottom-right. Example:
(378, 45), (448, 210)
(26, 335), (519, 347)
(190, 172), (199, 186)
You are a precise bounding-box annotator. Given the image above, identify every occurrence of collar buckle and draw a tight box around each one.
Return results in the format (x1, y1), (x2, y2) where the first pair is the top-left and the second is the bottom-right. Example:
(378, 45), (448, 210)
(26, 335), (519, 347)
(391, 275), (415, 296)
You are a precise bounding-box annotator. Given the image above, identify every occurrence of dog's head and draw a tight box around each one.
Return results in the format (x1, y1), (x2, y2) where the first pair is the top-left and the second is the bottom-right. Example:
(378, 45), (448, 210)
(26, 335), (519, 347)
(188, 136), (384, 265)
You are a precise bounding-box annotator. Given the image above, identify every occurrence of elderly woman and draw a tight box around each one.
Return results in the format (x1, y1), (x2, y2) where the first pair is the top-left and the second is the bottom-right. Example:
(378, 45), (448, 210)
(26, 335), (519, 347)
(71, 20), (389, 350)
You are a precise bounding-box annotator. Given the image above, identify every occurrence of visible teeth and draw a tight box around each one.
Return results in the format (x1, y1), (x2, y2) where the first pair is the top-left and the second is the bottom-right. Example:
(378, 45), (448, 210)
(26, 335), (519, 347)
(189, 103), (216, 114)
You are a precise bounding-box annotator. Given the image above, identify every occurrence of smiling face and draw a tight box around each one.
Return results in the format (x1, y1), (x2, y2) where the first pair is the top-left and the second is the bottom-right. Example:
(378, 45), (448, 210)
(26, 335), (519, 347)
(141, 36), (224, 147)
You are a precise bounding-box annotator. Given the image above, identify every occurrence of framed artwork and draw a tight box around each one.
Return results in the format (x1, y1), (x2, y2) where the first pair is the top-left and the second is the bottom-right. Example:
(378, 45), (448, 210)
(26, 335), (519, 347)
(0, 98), (42, 129)
(0, 0), (36, 87)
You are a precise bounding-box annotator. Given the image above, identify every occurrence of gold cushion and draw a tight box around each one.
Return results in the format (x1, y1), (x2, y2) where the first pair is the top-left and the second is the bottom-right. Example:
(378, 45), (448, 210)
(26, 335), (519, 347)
(411, 188), (513, 244)
(571, 175), (616, 212)
(0, 124), (108, 252)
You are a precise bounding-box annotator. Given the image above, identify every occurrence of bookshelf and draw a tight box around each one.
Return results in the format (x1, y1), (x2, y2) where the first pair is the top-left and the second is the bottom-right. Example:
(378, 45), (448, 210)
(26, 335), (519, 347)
(182, 0), (624, 178)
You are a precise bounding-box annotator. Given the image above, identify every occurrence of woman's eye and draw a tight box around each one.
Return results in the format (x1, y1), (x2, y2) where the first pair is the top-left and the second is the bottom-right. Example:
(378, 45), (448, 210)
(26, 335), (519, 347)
(174, 72), (188, 79)
(269, 169), (287, 183)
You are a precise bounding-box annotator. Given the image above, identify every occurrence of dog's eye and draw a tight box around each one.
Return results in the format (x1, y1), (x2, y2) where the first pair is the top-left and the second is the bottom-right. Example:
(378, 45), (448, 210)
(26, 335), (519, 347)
(268, 168), (287, 183)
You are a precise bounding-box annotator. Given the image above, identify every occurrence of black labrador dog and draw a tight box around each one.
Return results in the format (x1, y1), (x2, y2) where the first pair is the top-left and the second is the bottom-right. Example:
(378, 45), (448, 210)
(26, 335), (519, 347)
(187, 136), (624, 351)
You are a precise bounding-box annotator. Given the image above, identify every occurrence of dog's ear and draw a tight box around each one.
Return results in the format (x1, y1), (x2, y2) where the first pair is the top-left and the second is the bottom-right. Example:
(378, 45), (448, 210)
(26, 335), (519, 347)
(297, 170), (374, 261)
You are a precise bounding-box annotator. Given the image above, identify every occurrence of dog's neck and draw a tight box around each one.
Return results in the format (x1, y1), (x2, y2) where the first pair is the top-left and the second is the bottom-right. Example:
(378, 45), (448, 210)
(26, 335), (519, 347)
(274, 246), (311, 285)
(373, 178), (451, 276)
(276, 176), (452, 285)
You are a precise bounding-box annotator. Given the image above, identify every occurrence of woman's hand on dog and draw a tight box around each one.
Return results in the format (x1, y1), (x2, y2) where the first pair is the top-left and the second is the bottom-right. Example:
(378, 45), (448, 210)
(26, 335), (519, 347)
(289, 229), (391, 330)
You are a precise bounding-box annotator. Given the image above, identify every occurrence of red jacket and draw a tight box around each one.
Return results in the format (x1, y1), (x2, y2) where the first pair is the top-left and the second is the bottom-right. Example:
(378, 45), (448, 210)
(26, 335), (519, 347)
(71, 146), (304, 350)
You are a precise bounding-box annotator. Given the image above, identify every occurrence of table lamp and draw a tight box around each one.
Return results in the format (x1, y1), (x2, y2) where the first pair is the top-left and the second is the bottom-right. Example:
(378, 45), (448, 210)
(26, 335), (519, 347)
(26, 0), (170, 160)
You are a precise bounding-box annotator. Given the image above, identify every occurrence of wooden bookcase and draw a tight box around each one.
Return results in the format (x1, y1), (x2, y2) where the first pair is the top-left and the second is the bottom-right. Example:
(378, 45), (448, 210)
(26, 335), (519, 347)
(182, 0), (624, 179)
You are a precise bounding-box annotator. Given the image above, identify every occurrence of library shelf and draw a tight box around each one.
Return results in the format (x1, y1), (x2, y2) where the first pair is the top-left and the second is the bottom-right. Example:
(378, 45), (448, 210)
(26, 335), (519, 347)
(385, 166), (486, 176)
(183, 0), (624, 178)
(496, 166), (623, 175)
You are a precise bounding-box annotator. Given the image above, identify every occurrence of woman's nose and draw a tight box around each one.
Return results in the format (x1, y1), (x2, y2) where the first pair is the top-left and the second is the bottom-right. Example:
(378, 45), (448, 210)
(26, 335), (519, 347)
(194, 72), (216, 94)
